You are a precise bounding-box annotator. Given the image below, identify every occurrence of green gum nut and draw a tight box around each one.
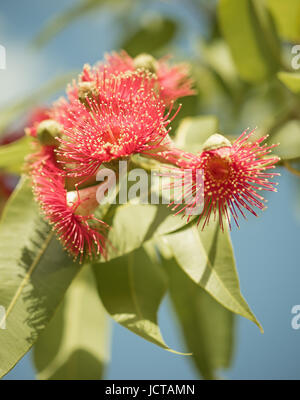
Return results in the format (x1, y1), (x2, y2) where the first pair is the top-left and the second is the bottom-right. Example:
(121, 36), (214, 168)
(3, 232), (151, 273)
(133, 53), (158, 74)
(202, 133), (232, 151)
(37, 119), (62, 146)
(78, 81), (98, 107)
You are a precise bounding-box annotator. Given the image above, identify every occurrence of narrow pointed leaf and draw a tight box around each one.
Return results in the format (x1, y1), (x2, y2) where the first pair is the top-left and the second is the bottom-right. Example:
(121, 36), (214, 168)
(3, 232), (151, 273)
(0, 136), (32, 174)
(0, 177), (81, 377)
(267, 0), (300, 42)
(175, 115), (219, 152)
(33, 265), (110, 380)
(272, 120), (300, 161)
(218, 0), (281, 83)
(93, 246), (184, 353)
(163, 254), (235, 379)
(165, 221), (263, 331)
(104, 203), (195, 261)
(277, 72), (300, 94)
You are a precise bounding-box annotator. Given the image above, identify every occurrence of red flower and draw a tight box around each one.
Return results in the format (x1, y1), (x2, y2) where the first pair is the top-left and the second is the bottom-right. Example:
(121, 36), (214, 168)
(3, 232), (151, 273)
(169, 130), (280, 230)
(29, 147), (107, 261)
(99, 51), (194, 105)
(0, 107), (50, 213)
(100, 51), (135, 75)
(66, 51), (194, 106)
(53, 70), (177, 177)
(156, 56), (195, 106)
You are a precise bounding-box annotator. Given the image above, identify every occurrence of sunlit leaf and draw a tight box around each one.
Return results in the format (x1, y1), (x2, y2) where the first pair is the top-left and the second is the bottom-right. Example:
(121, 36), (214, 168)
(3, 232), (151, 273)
(103, 203), (195, 261)
(93, 245), (185, 353)
(0, 177), (81, 378)
(175, 115), (219, 151)
(164, 221), (263, 332)
(162, 253), (235, 379)
(272, 120), (300, 161)
(218, 0), (281, 83)
(267, 0), (300, 42)
(0, 136), (32, 175)
(278, 72), (300, 94)
(33, 265), (110, 380)
(199, 39), (243, 96)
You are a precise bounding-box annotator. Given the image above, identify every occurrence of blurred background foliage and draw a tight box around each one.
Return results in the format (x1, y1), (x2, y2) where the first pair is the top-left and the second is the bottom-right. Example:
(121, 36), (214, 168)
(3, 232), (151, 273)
(2, 0), (300, 168)
(1, 0), (300, 380)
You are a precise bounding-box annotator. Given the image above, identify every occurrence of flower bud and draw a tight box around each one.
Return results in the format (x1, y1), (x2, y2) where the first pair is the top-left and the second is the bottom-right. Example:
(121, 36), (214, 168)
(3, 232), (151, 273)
(67, 184), (101, 216)
(202, 133), (232, 151)
(36, 119), (62, 146)
(133, 53), (158, 74)
(78, 81), (99, 107)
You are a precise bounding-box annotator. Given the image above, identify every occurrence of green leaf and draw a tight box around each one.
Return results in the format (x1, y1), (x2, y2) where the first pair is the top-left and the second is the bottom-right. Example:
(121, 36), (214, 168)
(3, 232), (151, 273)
(104, 203), (195, 261)
(0, 177), (81, 377)
(105, 204), (157, 260)
(0, 73), (76, 136)
(164, 221), (263, 332)
(93, 245), (185, 353)
(200, 40), (240, 90)
(278, 72), (300, 94)
(163, 254), (235, 380)
(0, 136), (32, 175)
(218, 0), (281, 83)
(122, 17), (177, 57)
(94, 166), (194, 262)
(272, 120), (300, 161)
(170, 95), (200, 133)
(267, 0), (300, 42)
(175, 115), (219, 152)
(33, 265), (110, 380)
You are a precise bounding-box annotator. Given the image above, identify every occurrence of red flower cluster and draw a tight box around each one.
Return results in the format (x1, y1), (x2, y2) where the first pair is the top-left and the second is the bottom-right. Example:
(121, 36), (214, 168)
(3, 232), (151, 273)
(75, 51), (194, 106)
(52, 70), (177, 177)
(26, 51), (194, 261)
(25, 50), (279, 261)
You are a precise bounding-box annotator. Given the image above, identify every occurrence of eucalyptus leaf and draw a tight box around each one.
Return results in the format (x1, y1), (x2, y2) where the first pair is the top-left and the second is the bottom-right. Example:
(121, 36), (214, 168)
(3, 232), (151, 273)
(163, 254), (235, 380)
(0, 136), (32, 175)
(200, 40), (240, 91)
(104, 203), (195, 261)
(33, 265), (110, 380)
(218, 0), (281, 83)
(164, 221), (263, 332)
(175, 115), (219, 152)
(277, 72), (300, 94)
(272, 120), (300, 161)
(0, 177), (81, 377)
(93, 245), (185, 353)
(267, 0), (300, 42)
